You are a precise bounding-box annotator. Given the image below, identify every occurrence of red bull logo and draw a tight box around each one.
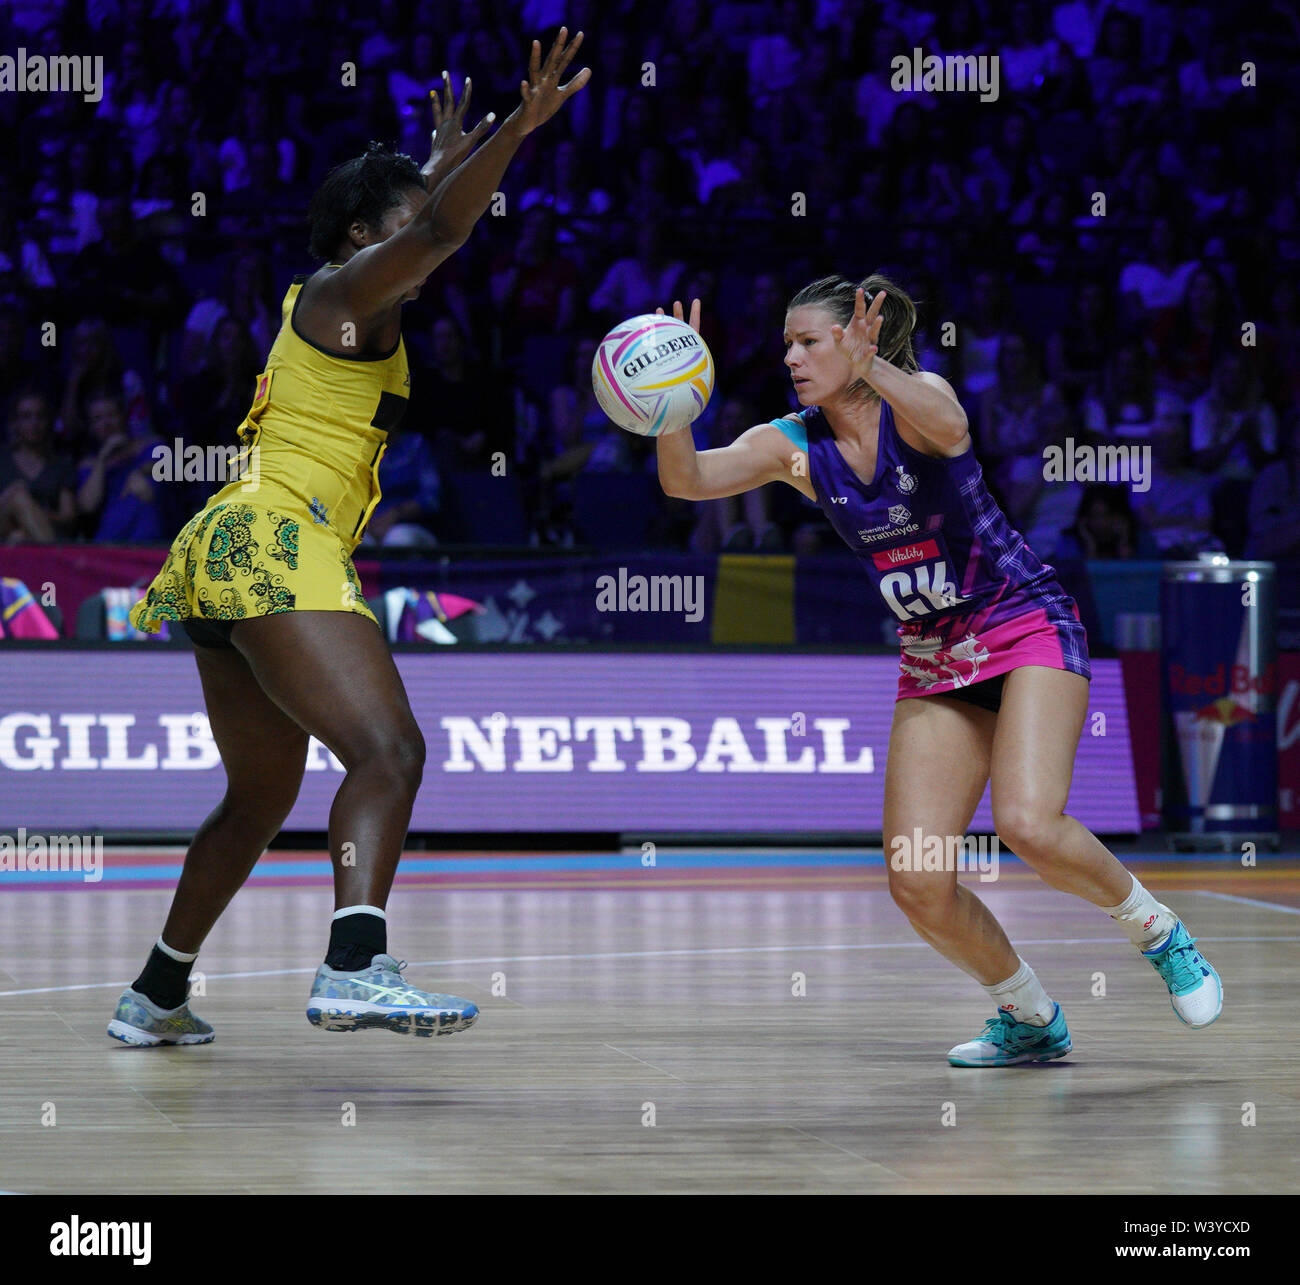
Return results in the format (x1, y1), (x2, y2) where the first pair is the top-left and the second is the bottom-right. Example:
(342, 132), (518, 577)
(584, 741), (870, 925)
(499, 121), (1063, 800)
(1168, 662), (1276, 699)
(1161, 564), (1278, 835)
(1194, 697), (1255, 728)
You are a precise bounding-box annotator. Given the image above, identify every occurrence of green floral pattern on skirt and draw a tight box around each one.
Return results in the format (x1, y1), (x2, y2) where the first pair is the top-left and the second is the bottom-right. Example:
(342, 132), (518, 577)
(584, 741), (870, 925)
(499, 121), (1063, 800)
(129, 502), (377, 634)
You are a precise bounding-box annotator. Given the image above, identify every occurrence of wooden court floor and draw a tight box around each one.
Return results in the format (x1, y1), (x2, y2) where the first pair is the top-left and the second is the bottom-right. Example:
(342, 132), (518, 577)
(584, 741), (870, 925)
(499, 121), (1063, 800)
(1, 857), (1297, 1194)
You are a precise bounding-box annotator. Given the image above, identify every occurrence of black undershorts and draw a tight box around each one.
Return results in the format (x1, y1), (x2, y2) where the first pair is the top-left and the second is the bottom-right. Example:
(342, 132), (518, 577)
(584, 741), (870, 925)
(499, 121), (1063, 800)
(182, 618), (238, 650)
(936, 673), (1005, 714)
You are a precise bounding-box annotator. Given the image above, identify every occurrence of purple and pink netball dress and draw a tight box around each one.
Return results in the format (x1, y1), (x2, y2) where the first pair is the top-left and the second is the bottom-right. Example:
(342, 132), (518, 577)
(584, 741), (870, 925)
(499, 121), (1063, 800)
(772, 400), (1089, 704)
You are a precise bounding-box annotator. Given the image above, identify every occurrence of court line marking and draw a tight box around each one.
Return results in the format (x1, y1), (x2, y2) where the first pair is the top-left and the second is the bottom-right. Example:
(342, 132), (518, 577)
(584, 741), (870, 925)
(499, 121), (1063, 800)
(786, 1126), (908, 1180)
(602, 1044), (687, 1083)
(1191, 890), (1300, 916)
(0, 934), (1296, 999)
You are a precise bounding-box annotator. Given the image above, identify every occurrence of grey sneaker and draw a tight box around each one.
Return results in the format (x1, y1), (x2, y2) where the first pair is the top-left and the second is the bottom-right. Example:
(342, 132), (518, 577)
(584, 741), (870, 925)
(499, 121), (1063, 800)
(306, 954), (478, 1037)
(108, 987), (215, 1046)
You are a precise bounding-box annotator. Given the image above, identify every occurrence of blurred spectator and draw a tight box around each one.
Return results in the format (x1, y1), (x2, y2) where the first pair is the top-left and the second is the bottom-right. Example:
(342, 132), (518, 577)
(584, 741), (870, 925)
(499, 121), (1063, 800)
(76, 388), (163, 542)
(1185, 146), (1233, 228)
(953, 269), (1011, 401)
(520, 140), (612, 248)
(489, 206), (579, 342)
(407, 315), (514, 471)
(388, 33), (441, 143)
(360, 431), (442, 548)
(0, 304), (39, 409)
(682, 94), (747, 204)
(746, 0), (805, 113)
(1000, 2), (1053, 94)
(1246, 412), (1300, 559)
(0, 198), (57, 302)
(180, 251), (277, 376)
(1189, 352), (1279, 479)
(1046, 281), (1110, 407)
(1132, 418), (1218, 557)
(68, 195), (185, 334)
(1015, 189), (1080, 281)
(1118, 214), (1199, 332)
(689, 398), (781, 554)
(977, 332), (1067, 473)
(1054, 484), (1159, 561)
(0, 389), (76, 541)
(1083, 343), (1183, 440)
(1257, 274), (1300, 410)
(58, 318), (151, 443)
(589, 221), (686, 325)
(1155, 265), (1235, 401)
(964, 110), (1048, 222)
(173, 317), (262, 456)
(1087, 8), (1143, 105)
(614, 145), (695, 222)
(853, 24), (928, 149)
(724, 272), (792, 415)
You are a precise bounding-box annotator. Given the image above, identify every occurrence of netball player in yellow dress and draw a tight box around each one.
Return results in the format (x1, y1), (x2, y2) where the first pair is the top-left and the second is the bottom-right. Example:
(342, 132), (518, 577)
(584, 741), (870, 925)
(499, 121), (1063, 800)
(108, 31), (590, 1046)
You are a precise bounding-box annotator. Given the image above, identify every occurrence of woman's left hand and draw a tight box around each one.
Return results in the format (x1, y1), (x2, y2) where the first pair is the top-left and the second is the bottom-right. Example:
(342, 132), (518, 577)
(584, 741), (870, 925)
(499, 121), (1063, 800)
(830, 287), (885, 381)
(422, 71), (494, 193)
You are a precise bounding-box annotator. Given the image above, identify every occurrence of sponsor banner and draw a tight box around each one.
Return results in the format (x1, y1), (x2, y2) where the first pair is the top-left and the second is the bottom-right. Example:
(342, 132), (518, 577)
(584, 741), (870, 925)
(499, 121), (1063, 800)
(1161, 564), (1277, 834)
(1281, 651), (1300, 830)
(0, 651), (1140, 834)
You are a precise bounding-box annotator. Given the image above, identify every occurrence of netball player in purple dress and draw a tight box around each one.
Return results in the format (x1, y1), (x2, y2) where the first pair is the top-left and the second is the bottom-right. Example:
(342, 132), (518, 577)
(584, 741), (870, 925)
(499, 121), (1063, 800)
(655, 280), (1222, 1065)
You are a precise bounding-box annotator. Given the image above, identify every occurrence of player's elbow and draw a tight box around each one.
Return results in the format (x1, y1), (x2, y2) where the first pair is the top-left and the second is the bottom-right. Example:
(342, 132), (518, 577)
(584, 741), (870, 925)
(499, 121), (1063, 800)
(937, 406), (969, 447)
(429, 228), (468, 257)
(659, 469), (702, 501)
(424, 211), (469, 255)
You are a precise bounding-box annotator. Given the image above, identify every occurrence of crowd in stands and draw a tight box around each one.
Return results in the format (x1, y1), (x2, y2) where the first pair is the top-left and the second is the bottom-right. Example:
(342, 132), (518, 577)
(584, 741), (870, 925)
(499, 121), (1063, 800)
(2, 0), (1299, 562)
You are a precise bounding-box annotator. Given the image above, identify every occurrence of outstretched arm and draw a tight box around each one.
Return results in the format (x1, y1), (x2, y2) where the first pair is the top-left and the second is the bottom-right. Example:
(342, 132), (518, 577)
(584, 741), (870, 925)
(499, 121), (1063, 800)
(653, 299), (810, 501)
(831, 287), (969, 453)
(322, 30), (590, 319)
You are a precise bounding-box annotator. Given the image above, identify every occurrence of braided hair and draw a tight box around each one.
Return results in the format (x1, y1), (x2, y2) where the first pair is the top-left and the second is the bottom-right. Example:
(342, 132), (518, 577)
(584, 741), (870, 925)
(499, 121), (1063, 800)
(306, 141), (424, 261)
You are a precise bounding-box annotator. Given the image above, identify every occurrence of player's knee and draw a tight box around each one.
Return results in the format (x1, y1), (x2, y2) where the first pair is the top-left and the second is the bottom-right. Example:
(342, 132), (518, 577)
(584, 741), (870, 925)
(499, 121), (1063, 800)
(216, 785), (298, 842)
(370, 720), (426, 792)
(888, 869), (955, 927)
(994, 801), (1055, 858)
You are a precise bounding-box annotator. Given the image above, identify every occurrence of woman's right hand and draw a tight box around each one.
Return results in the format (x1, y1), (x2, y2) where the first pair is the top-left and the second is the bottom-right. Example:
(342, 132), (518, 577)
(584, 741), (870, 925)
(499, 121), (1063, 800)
(656, 298), (702, 333)
(506, 28), (590, 138)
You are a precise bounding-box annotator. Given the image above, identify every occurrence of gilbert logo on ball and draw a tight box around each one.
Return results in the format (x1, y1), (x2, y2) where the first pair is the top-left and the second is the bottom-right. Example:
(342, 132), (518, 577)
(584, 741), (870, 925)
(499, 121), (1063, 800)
(592, 313), (714, 436)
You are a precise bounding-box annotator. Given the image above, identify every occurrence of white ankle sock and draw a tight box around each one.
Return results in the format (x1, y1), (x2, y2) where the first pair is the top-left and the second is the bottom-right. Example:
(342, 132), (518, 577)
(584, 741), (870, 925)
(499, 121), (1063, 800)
(984, 957), (1055, 1027)
(1102, 875), (1176, 949)
(156, 936), (198, 963)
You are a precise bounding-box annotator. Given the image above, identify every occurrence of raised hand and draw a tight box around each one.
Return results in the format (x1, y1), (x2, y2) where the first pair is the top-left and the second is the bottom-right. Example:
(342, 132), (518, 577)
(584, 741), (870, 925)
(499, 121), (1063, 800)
(507, 27), (590, 137)
(830, 287), (886, 380)
(656, 298), (702, 333)
(422, 70), (494, 191)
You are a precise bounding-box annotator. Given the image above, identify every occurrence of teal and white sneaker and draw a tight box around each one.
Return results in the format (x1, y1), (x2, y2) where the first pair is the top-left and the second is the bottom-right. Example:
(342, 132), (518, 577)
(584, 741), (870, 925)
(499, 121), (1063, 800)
(947, 1002), (1072, 1067)
(1142, 920), (1222, 1028)
(107, 988), (214, 1046)
(306, 954), (478, 1037)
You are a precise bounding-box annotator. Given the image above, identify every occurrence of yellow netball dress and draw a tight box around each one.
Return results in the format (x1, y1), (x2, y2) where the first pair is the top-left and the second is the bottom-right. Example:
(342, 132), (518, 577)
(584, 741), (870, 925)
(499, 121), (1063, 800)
(130, 272), (408, 635)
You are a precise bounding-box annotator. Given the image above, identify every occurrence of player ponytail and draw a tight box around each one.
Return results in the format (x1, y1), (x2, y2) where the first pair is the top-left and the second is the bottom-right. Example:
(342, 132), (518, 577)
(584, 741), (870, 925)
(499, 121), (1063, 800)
(788, 273), (921, 401)
(306, 142), (425, 262)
